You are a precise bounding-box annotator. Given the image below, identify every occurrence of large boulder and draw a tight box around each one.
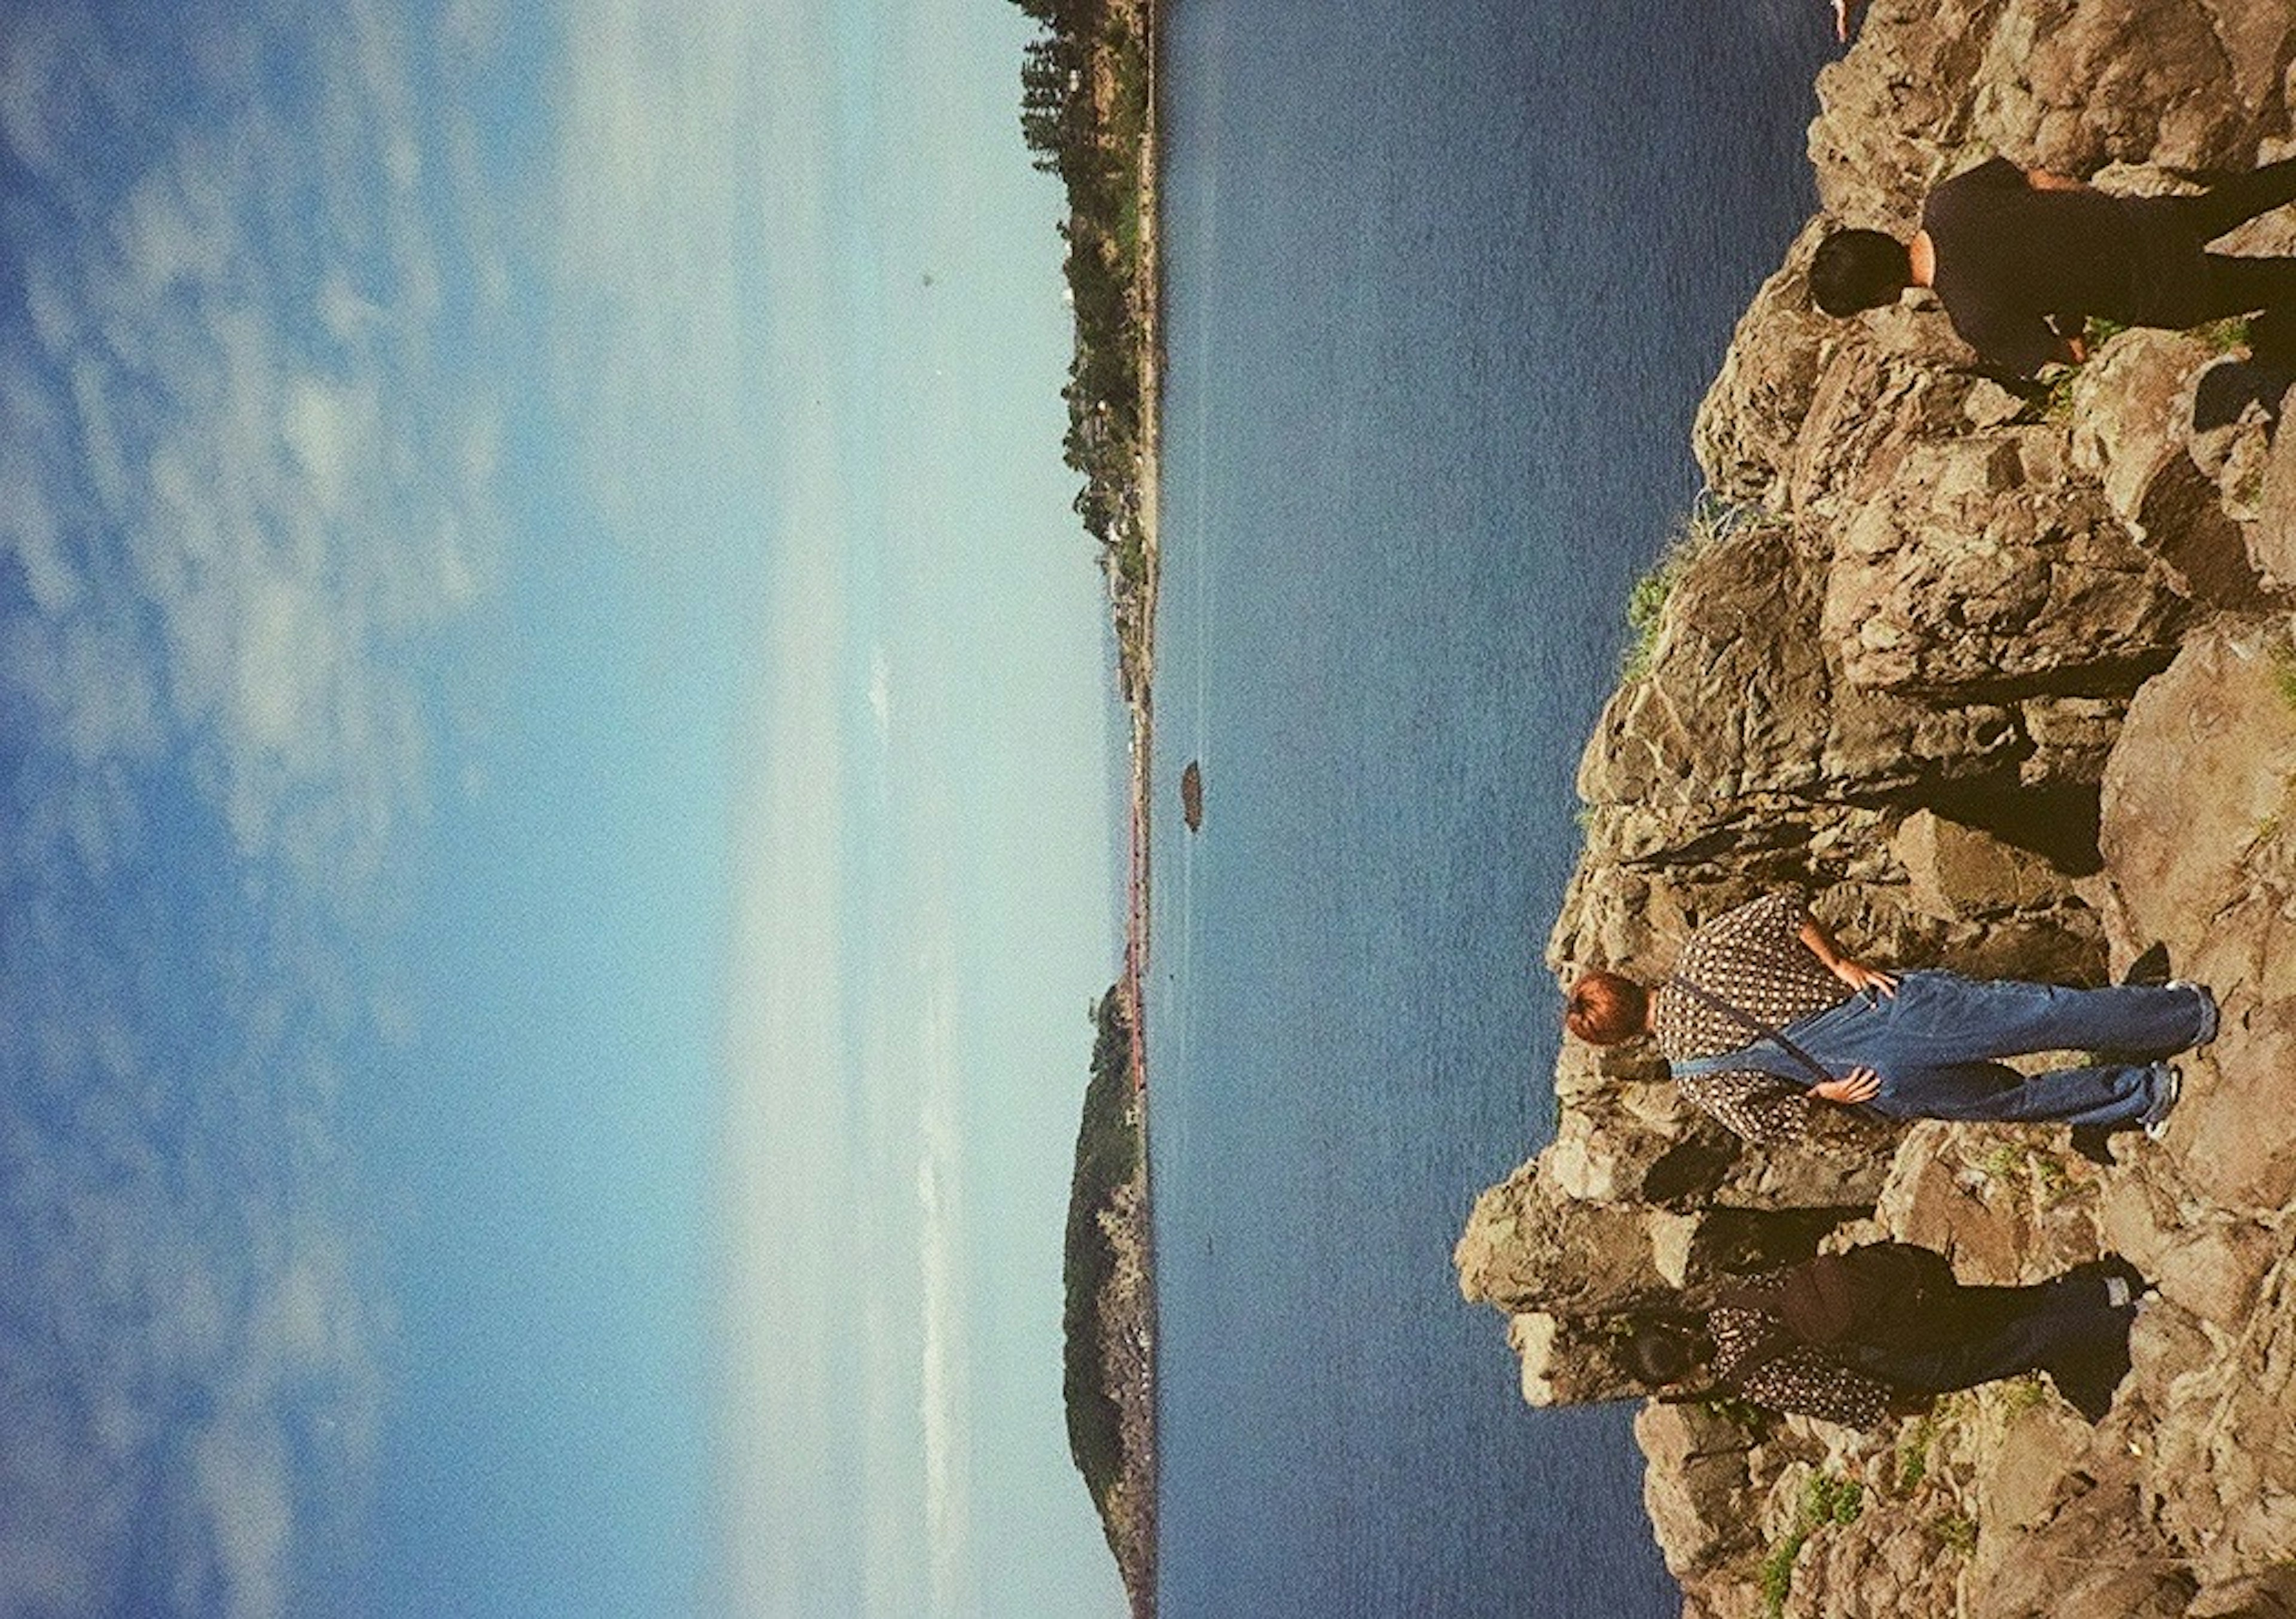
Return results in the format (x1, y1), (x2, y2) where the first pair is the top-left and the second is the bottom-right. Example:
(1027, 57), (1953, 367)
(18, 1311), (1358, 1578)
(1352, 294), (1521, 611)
(1824, 431), (2189, 700)
(1636, 1403), (1761, 1581)
(2095, 625), (2296, 1210)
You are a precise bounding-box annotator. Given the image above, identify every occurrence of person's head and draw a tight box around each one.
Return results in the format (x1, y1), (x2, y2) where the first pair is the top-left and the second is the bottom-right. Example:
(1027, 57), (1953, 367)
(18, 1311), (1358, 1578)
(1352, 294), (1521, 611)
(1627, 1318), (1712, 1389)
(1564, 970), (1648, 1046)
(1809, 228), (1914, 316)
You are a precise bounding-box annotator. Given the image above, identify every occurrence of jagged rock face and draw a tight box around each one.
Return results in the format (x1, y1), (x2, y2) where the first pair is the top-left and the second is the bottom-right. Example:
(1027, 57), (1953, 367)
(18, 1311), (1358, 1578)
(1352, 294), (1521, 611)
(1825, 431), (2190, 700)
(1459, 0), (2296, 1612)
(2251, 414), (2296, 587)
(2096, 626), (2296, 1212)
(1808, 0), (2296, 217)
(1983, 0), (2296, 175)
(1635, 1405), (1760, 1582)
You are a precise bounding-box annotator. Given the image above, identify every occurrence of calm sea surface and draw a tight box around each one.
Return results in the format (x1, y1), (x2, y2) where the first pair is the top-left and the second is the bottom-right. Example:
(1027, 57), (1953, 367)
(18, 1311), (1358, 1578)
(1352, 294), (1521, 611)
(1147, 2), (1832, 1613)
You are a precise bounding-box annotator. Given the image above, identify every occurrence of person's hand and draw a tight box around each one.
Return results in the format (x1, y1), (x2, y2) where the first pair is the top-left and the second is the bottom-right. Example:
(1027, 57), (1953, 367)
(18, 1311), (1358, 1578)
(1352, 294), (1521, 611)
(1831, 957), (1898, 997)
(1832, 0), (1860, 42)
(1813, 1067), (1883, 1105)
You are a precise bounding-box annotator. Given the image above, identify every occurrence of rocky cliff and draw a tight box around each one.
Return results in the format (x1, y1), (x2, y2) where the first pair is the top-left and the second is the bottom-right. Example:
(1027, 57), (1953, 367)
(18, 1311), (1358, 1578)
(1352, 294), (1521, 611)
(1455, 4), (2296, 1615)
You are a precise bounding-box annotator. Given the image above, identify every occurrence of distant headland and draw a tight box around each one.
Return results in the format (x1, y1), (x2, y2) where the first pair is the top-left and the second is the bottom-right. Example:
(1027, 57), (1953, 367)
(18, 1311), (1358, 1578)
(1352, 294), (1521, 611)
(1007, 0), (1162, 1611)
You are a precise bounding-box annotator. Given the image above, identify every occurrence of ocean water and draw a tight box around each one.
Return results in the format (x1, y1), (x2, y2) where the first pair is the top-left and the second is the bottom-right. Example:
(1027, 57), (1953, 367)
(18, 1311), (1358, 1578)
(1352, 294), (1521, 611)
(1147, 2), (1835, 1614)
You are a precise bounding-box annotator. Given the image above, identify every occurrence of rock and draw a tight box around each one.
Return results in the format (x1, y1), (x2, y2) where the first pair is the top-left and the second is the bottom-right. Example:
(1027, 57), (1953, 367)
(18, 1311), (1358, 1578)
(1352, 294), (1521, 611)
(2148, 1219), (2276, 1330)
(1692, 224), (1844, 508)
(1994, 0), (2264, 173)
(1454, 1161), (1854, 1324)
(1895, 809), (2081, 920)
(2017, 694), (2124, 786)
(1636, 1403), (1760, 1579)
(1824, 433), (2188, 700)
(2070, 330), (2217, 526)
(1875, 1122), (2105, 1283)
(2068, 330), (2269, 608)
(1975, 1402), (2092, 1529)
(2249, 402), (2296, 586)
(2126, 1294), (2216, 1395)
(1964, 1468), (2196, 1619)
(2188, 1568), (2296, 1619)
(1784, 1495), (1967, 1618)
(2095, 626), (2296, 1209)
(1809, 0), (2007, 221)
(2096, 625), (2296, 953)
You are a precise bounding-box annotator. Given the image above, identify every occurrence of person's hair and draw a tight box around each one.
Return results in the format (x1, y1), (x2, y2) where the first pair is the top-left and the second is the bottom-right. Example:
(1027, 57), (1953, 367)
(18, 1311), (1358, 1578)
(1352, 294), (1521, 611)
(1564, 970), (1648, 1046)
(1809, 228), (1914, 316)
(1627, 1319), (1710, 1388)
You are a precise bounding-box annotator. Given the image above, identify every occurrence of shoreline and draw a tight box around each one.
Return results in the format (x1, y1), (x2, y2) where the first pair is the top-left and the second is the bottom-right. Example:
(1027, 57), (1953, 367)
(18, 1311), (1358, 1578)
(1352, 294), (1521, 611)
(1117, 4), (1161, 1612)
(1120, 11), (1159, 1106)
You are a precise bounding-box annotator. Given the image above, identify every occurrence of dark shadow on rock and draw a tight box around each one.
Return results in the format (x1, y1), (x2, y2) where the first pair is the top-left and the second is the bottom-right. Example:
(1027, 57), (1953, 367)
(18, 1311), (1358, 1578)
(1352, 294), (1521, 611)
(1922, 778), (2104, 876)
(2193, 353), (2296, 432)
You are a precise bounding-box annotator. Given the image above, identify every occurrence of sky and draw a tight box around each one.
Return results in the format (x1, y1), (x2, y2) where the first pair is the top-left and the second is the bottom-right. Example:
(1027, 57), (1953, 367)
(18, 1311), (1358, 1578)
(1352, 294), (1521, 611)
(0, 1), (1122, 1615)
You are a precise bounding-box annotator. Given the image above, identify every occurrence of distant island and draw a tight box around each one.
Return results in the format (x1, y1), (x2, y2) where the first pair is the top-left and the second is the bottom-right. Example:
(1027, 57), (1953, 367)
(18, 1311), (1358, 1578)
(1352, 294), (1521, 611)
(1007, 0), (1162, 1611)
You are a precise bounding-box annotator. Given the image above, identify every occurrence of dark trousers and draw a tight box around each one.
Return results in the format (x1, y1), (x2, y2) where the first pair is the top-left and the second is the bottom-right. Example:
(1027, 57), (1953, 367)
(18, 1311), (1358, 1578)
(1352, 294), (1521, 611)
(2157, 156), (2296, 322)
(1871, 1272), (2136, 1420)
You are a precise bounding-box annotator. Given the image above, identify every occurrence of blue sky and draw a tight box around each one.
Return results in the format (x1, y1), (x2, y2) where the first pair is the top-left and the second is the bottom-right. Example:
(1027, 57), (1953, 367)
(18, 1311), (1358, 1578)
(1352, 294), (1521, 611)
(0, 1), (1121, 1614)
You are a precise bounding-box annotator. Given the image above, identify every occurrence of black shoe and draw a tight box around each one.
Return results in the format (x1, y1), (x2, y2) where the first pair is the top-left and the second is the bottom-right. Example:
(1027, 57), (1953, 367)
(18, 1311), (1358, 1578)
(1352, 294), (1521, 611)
(2068, 1124), (2121, 1167)
(2122, 943), (2171, 987)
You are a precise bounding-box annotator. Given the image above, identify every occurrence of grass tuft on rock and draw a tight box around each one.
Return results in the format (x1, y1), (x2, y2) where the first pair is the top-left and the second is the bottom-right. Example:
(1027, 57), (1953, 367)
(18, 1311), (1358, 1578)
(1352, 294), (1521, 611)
(1623, 494), (1778, 680)
(1757, 1470), (1866, 1618)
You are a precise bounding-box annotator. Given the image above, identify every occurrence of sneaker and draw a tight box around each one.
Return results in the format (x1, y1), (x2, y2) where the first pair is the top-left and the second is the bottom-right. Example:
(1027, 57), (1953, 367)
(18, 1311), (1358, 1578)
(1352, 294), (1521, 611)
(2168, 980), (2218, 1048)
(2142, 1063), (2182, 1142)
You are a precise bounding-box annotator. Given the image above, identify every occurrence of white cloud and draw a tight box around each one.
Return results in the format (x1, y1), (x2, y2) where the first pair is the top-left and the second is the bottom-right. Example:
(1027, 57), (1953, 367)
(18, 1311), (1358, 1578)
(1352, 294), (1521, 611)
(868, 644), (893, 744)
(0, 2), (487, 1613)
(914, 958), (973, 1617)
(546, 0), (843, 575)
(713, 470), (864, 1617)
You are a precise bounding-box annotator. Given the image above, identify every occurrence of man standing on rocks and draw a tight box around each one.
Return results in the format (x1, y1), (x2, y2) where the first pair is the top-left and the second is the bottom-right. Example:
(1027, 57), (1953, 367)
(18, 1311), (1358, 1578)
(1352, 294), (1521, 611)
(1564, 893), (2214, 1146)
(1808, 155), (2296, 379)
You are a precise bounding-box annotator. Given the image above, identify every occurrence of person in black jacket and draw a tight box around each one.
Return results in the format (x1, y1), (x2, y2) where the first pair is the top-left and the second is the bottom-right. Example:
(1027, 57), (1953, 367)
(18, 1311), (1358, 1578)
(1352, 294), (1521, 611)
(1809, 156), (2296, 379)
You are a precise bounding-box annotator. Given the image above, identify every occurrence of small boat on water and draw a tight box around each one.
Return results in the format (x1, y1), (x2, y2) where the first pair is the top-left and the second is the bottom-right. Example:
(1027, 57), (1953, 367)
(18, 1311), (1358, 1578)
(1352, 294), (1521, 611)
(1180, 761), (1204, 832)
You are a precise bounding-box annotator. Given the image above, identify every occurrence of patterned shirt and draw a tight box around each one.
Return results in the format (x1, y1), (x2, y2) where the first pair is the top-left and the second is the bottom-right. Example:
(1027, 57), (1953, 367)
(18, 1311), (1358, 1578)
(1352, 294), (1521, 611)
(1652, 893), (1850, 1147)
(1709, 1271), (1895, 1431)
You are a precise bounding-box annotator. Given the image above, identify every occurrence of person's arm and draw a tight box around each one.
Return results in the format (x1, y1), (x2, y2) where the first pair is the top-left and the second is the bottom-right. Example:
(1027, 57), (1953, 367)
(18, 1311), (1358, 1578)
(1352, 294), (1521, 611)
(1811, 1066), (1883, 1105)
(1797, 914), (1899, 996)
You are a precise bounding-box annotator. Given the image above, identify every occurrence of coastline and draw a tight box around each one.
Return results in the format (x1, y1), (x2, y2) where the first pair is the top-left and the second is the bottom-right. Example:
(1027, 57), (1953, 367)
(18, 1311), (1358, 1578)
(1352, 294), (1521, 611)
(1109, 1), (1162, 1609)
(1119, 3), (1159, 1105)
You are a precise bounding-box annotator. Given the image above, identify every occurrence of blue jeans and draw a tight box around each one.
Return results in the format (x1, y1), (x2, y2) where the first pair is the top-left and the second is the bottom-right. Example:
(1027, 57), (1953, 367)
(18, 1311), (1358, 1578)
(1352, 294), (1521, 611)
(1731, 971), (2213, 1127)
